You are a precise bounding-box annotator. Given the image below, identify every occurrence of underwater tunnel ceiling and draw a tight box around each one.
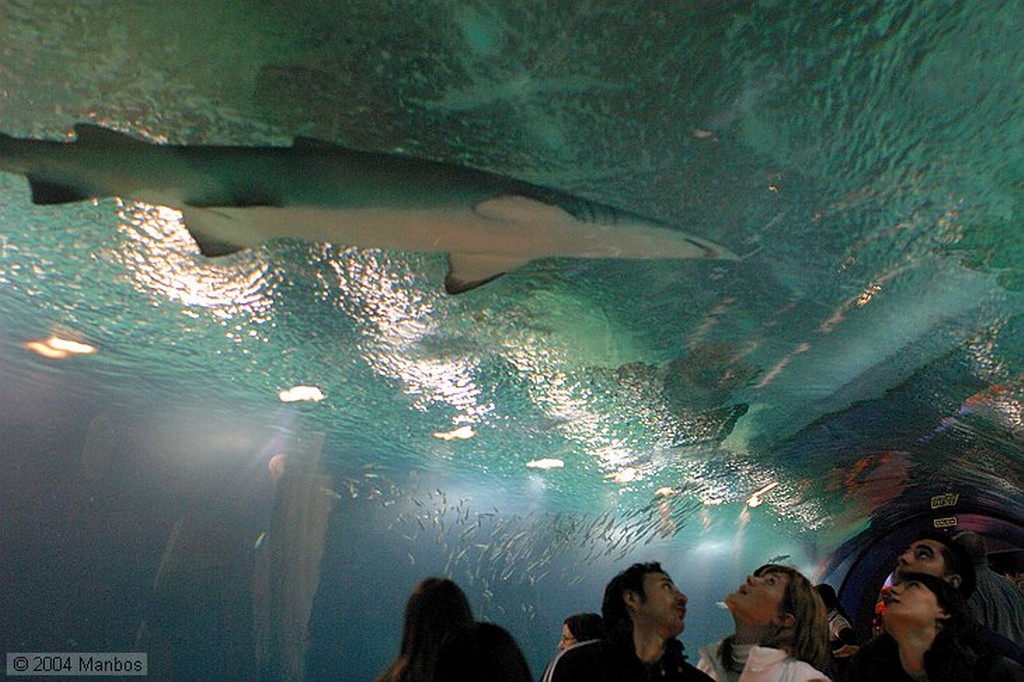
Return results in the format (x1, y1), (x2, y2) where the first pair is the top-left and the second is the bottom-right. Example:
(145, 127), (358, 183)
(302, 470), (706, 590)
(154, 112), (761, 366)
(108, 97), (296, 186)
(1, 2), (1022, 679)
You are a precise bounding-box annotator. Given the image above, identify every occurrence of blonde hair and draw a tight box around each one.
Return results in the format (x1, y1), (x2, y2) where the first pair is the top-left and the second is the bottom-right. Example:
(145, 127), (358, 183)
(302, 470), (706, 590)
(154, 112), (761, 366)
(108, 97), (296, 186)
(719, 564), (831, 674)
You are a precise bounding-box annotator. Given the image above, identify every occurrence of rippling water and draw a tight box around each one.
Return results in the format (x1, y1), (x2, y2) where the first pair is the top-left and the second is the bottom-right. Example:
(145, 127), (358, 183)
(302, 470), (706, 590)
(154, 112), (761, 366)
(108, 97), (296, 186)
(2, 2), (1023, 679)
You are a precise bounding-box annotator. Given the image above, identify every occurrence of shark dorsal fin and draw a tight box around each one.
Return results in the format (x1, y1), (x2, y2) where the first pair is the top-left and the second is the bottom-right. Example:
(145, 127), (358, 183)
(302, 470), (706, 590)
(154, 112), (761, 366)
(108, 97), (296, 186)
(73, 124), (146, 146)
(473, 195), (574, 224)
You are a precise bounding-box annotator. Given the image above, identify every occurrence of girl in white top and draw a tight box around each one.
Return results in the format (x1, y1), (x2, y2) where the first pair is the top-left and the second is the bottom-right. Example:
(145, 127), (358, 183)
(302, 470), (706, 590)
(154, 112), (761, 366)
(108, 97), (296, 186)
(698, 564), (832, 682)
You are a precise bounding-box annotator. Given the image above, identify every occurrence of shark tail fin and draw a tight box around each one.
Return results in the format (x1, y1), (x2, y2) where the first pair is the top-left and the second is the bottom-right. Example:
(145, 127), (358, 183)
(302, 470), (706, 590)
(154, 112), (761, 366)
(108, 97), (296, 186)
(27, 174), (92, 205)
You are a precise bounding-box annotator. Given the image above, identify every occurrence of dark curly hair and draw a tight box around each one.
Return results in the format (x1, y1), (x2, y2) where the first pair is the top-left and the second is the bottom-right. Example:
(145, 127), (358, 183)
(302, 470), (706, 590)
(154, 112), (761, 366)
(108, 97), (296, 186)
(564, 612), (605, 643)
(601, 562), (667, 643)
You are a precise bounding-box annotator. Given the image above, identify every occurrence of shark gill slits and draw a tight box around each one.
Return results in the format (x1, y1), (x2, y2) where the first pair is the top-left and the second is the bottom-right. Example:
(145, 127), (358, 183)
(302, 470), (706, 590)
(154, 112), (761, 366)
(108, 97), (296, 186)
(685, 237), (715, 258)
(561, 196), (619, 225)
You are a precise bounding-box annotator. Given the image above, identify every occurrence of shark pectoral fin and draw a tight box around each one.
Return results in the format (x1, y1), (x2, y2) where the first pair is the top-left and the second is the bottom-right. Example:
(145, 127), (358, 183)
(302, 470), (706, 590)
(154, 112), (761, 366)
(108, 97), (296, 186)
(27, 175), (92, 205)
(473, 195), (575, 224)
(445, 252), (530, 294)
(180, 207), (250, 258)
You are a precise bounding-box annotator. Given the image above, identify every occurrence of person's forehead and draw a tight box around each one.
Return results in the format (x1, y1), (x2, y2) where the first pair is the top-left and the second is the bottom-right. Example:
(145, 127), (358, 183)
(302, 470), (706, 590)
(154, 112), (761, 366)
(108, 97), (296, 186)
(909, 539), (946, 557)
(643, 571), (673, 586)
(758, 569), (791, 584)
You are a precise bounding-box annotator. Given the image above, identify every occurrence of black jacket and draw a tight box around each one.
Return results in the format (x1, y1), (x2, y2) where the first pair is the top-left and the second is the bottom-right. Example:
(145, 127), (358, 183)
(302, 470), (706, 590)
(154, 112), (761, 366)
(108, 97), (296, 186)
(842, 632), (1024, 682)
(545, 637), (712, 682)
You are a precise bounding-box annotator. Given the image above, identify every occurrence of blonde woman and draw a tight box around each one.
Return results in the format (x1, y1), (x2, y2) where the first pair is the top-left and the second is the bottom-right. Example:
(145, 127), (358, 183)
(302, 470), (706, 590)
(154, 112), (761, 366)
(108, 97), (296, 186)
(698, 564), (831, 682)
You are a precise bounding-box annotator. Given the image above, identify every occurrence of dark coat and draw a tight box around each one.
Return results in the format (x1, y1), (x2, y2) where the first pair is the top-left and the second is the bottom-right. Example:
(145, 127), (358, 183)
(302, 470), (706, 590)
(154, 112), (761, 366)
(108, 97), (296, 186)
(545, 637), (712, 682)
(842, 632), (1024, 682)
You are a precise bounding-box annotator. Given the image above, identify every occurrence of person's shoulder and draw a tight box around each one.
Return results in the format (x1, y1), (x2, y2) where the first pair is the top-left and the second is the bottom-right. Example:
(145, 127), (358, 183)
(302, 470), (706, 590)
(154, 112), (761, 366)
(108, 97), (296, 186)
(842, 633), (897, 682)
(545, 639), (610, 682)
(785, 658), (832, 682)
(979, 627), (1024, 666)
(984, 654), (1024, 682)
(747, 646), (831, 681)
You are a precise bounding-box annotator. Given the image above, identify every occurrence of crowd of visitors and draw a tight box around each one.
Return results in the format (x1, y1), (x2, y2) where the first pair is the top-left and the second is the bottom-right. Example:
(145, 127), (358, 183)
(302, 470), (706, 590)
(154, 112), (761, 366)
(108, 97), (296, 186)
(376, 530), (1023, 682)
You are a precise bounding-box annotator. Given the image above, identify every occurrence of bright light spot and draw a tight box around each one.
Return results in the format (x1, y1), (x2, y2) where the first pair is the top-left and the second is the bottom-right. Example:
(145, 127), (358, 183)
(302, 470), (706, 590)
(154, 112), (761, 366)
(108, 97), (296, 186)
(607, 467), (638, 484)
(115, 201), (276, 321)
(47, 337), (98, 354)
(746, 481), (779, 508)
(694, 538), (732, 555)
(655, 486), (676, 496)
(23, 335), (98, 359)
(24, 341), (70, 359)
(857, 283), (883, 307)
(278, 385), (325, 403)
(433, 425), (476, 441)
(525, 458), (564, 470)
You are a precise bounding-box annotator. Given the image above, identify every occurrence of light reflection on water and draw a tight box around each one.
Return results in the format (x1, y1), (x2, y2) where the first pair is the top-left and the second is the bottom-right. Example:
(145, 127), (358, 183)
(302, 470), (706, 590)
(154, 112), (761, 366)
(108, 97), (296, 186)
(2, 1), (1024, 679)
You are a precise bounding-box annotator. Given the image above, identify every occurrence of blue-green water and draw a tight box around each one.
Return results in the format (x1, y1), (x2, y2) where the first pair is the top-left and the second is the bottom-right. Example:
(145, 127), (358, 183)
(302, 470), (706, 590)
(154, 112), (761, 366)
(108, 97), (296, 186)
(2, 2), (1023, 679)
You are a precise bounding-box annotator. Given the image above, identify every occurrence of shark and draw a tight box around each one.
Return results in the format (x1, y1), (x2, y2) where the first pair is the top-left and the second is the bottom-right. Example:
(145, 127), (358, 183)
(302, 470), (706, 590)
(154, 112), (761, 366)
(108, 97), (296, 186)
(0, 124), (736, 293)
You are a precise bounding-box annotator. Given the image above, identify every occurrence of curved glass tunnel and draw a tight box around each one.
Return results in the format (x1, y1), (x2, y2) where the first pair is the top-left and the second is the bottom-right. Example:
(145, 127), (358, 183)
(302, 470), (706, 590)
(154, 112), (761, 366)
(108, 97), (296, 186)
(1, 2), (1022, 680)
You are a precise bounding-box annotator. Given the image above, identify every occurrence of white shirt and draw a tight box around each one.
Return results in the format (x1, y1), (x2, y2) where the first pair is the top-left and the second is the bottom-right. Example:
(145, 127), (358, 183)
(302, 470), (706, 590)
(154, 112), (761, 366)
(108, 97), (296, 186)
(697, 642), (831, 682)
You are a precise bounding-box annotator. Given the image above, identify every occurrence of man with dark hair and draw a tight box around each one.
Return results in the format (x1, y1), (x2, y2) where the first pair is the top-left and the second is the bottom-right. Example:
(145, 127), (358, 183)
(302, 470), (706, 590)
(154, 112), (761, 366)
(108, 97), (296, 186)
(893, 529), (977, 596)
(843, 530), (1024, 680)
(954, 531), (1024, 644)
(544, 562), (711, 682)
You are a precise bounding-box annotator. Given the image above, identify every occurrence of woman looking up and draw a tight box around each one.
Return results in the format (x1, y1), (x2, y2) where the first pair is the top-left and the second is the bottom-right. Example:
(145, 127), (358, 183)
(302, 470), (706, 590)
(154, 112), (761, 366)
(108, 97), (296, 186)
(844, 572), (1023, 681)
(698, 564), (831, 681)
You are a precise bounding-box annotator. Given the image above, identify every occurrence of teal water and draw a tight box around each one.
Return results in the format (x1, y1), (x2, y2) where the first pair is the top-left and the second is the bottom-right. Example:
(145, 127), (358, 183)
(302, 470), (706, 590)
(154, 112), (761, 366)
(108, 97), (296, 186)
(2, 2), (1023, 680)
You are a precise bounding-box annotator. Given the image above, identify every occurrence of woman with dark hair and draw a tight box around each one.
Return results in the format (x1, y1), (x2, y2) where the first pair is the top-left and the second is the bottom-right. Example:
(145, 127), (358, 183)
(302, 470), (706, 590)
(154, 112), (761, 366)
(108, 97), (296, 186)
(558, 613), (605, 652)
(697, 564), (832, 681)
(542, 612), (606, 681)
(815, 584), (858, 671)
(432, 621), (533, 682)
(376, 577), (474, 682)
(844, 572), (1024, 681)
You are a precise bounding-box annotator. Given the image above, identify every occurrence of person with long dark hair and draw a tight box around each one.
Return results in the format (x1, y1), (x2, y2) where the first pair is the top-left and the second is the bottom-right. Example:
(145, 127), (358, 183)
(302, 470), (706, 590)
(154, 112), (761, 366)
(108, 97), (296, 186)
(432, 621), (533, 682)
(844, 572), (1023, 681)
(376, 577), (474, 682)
